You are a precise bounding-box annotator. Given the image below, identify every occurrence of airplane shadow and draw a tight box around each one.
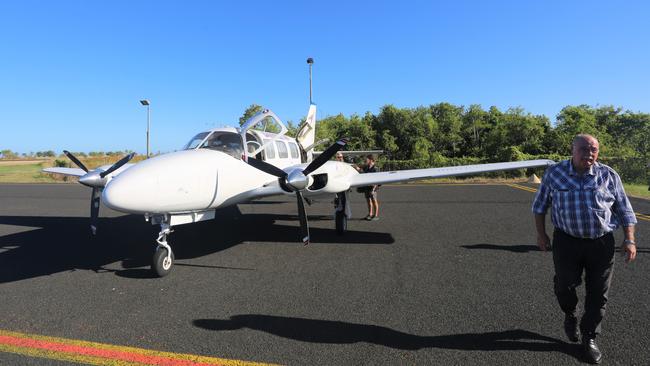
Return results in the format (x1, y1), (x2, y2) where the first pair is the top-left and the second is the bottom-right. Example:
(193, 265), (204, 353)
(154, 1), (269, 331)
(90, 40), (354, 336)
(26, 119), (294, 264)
(0, 206), (394, 283)
(192, 314), (581, 358)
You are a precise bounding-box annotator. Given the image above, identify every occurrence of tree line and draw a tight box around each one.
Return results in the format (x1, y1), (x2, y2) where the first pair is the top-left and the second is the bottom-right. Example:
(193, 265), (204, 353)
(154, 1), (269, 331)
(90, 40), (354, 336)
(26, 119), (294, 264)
(306, 103), (649, 183)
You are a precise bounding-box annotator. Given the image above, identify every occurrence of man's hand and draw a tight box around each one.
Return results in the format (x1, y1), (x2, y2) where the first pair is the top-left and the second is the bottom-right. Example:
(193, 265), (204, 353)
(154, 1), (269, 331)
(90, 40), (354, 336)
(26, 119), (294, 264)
(622, 243), (637, 263)
(537, 233), (551, 251)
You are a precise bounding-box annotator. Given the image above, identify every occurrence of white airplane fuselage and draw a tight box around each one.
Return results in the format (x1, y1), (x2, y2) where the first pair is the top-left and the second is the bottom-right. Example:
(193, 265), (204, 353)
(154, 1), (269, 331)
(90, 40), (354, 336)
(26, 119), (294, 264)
(102, 148), (358, 215)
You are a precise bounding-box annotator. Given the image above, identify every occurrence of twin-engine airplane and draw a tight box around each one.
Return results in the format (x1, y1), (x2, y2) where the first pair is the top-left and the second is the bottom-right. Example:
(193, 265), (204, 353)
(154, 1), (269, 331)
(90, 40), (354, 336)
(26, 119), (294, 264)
(45, 104), (554, 277)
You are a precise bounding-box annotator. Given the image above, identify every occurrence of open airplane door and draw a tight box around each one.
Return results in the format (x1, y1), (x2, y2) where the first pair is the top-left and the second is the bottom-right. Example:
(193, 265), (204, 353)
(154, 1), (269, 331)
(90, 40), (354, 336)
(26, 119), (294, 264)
(295, 104), (317, 163)
(239, 108), (289, 159)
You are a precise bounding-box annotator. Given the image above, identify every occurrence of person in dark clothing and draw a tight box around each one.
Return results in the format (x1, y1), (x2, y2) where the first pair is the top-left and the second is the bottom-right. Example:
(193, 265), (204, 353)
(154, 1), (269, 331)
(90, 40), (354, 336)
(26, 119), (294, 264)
(532, 134), (637, 364)
(355, 155), (380, 220)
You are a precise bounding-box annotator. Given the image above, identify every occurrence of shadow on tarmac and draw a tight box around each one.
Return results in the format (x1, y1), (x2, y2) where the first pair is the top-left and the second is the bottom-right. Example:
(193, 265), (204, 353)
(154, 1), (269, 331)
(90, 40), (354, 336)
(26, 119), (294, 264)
(461, 243), (541, 253)
(193, 315), (581, 357)
(463, 243), (649, 254)
(0, 206), (394, 283)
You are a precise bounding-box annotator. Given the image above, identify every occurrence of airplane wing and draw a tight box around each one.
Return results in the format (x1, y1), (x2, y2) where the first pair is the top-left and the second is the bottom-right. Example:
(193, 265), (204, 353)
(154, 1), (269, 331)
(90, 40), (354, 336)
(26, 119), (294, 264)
(348, 159), (554, 187)
(42, 167), (87, 177)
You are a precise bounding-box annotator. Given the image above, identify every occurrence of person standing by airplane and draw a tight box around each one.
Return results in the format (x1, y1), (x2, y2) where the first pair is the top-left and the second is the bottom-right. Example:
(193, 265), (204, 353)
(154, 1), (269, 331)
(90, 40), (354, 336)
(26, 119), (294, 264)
(532, 134), (637, 364)
(355, 155), (380, 221)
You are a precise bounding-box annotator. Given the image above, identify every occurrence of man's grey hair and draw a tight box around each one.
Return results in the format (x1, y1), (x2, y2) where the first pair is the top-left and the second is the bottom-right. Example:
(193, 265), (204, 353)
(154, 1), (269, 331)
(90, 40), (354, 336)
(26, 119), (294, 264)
(572, 134), (599, 148)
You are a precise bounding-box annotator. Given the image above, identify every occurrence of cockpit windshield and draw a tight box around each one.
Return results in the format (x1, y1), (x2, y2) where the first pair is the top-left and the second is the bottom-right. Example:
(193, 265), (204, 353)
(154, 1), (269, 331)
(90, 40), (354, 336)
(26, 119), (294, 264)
(183, 132), (210, 150)
(200, 131), (244, 159)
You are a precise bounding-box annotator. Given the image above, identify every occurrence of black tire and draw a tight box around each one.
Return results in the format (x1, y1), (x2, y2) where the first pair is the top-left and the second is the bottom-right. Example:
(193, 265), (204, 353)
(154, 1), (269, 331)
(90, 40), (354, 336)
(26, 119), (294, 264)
(335, 210), (347, 235)
(152, 247), (175, 277)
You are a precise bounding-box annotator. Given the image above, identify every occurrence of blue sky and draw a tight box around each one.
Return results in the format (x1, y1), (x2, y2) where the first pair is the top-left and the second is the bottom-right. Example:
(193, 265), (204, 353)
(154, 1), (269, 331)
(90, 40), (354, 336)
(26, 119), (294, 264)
(1, 0), (648, 154)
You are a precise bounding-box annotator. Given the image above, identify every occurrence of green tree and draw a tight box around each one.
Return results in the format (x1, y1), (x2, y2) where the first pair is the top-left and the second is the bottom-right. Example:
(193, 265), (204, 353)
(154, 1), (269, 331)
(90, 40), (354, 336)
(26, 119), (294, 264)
(1, 149), (18, 159)
(430, 102), (463, 157)
(554, 105), (611, 154)
(239, 104), (264, 126)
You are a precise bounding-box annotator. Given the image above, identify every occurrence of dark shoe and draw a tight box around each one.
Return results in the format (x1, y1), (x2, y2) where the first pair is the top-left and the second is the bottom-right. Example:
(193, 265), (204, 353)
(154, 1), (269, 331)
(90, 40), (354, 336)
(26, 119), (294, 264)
(583, 338), (602, 364)
(364, 215), (373, 221)
(563, 314), (579, 342)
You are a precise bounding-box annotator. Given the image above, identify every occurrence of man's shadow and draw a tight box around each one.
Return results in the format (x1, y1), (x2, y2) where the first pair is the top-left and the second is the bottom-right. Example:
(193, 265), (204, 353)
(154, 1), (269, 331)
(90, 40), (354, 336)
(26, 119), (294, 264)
(193, 314), (582, 358)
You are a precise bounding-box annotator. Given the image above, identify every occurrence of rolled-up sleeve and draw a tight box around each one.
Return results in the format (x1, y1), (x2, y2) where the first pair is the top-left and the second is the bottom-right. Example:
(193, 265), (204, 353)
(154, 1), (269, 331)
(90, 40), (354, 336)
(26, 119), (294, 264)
(532, 173), (551, 215)
(611, 171), (637, 226)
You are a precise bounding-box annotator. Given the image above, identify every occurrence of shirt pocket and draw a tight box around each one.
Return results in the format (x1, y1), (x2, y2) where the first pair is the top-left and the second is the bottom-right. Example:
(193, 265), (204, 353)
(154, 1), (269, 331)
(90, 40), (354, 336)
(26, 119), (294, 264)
(593, 189), (615, 210)
(591, 208), (610, 228)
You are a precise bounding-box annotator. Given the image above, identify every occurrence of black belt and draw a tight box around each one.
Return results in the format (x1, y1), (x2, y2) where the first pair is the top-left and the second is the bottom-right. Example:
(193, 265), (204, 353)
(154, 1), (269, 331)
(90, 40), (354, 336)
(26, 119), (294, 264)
(554, 229), (613, 241)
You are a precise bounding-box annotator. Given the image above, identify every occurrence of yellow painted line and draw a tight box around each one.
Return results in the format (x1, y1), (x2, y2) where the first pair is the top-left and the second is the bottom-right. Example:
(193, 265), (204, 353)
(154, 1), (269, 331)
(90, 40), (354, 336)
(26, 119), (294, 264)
(636, 213), (650, 222)
(0, 329), (278, 366)
(506, 183), (538, 193)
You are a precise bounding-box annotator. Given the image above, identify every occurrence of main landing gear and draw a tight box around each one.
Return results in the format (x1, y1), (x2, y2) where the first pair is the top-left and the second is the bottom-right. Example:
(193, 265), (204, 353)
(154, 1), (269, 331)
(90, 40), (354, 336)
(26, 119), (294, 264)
(334, 191), (348, 235)
(152, 221), (175, 277)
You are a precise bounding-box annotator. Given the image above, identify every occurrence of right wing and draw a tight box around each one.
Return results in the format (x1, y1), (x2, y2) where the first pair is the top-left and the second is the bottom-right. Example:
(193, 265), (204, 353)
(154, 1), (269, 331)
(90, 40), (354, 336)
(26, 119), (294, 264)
(348, 159), (554, 187)
(42, 167), (87, 177)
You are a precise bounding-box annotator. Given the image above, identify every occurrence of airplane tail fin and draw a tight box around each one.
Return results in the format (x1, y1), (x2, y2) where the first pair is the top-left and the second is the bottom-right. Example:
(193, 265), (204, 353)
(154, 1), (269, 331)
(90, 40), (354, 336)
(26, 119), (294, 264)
(296, 104), (317, 162)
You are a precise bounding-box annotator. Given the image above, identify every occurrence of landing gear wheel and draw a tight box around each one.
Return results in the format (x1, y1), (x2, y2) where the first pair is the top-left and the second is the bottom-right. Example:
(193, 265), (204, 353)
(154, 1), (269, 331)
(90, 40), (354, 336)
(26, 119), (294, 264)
(335, 210), (347, 235)
(152, 247), (175, 277)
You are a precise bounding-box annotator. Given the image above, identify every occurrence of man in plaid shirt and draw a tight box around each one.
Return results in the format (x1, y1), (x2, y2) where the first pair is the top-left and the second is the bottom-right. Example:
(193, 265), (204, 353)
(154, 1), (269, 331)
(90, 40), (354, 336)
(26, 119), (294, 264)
(532, 134), (637, 364)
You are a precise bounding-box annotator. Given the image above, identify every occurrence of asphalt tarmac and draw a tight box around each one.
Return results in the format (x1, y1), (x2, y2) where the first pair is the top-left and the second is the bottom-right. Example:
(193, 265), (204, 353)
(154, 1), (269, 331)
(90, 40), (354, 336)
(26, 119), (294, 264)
(0, 183), (648, 365)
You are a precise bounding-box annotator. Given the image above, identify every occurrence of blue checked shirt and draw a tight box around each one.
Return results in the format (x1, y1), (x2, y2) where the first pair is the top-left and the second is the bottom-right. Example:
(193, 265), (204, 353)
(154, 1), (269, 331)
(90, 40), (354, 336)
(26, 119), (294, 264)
(532, 160), (637, 239)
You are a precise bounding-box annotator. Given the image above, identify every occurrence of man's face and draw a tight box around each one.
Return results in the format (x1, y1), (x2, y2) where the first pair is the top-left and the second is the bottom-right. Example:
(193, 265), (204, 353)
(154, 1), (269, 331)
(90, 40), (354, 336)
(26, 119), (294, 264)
(572, 137), (599, 172)
(366, 158), (372, 165)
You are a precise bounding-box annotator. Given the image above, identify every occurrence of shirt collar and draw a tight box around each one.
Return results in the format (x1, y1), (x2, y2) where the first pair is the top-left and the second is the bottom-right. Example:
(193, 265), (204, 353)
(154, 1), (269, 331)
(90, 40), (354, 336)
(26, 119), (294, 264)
(568, 159), (595, 176)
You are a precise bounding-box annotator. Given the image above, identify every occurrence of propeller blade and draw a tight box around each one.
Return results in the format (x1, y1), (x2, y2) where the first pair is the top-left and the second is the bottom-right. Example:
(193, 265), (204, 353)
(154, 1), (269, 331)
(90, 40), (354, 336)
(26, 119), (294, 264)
(247, 157), (288, 178)
(295, 191), (310, 245)
(100, 152), (135, 178)
(63, 150), (89, 172)
(302, 138), (348, 176)
(90, 187), (101, 235)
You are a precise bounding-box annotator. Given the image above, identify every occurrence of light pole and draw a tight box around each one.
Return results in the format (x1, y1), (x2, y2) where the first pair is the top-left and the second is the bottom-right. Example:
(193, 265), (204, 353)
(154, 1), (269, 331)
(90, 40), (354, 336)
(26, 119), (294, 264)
(306, 57), (313, 104)
(140, 99), (150, 158)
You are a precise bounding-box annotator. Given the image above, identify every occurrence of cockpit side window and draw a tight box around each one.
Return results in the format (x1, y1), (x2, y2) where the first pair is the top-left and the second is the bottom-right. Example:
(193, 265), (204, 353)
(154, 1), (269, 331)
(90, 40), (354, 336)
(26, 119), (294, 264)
(183, 132), (210, 150)
(201, 132), (244, 159)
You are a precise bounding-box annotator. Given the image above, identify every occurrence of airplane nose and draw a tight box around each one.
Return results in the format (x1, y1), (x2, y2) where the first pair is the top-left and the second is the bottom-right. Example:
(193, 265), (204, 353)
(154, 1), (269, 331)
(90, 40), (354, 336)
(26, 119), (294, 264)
(102, 172), (158, 214)
(101, 149), (220, 214)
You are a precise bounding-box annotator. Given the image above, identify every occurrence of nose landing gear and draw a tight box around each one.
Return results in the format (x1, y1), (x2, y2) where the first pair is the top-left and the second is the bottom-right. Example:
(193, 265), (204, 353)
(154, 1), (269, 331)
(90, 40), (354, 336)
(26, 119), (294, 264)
(152, 221), (175, 277)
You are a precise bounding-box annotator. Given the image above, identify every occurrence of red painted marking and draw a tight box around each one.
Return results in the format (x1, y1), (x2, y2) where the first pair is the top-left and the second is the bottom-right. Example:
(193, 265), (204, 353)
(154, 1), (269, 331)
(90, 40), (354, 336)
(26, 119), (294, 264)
(0, 334), (223, 366)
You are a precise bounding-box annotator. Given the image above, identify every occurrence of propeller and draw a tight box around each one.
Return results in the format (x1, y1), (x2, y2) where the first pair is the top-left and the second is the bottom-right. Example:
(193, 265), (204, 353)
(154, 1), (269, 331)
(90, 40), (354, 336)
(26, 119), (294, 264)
(247, 138), (347, 245)
(63, 150), (88, 172)
(63, 151), (136, 235)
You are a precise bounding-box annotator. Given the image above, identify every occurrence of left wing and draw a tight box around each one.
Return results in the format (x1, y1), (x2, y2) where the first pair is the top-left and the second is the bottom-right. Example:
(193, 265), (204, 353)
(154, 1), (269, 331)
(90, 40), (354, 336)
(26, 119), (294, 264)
(348, 159), (554, 187)
(42, 167), (87, 177)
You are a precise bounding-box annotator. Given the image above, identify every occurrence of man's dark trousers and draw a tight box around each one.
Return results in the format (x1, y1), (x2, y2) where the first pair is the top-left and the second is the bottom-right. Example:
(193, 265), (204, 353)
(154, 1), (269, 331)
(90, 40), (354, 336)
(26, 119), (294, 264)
(552, 229), (616, 338)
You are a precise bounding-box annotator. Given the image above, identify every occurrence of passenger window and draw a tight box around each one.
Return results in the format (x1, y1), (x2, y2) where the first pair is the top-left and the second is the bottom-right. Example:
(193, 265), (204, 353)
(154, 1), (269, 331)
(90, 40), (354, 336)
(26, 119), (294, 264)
(264, 139), (276, 159)
(288, 142), (299, 159)
(276, 141), (288, 159)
